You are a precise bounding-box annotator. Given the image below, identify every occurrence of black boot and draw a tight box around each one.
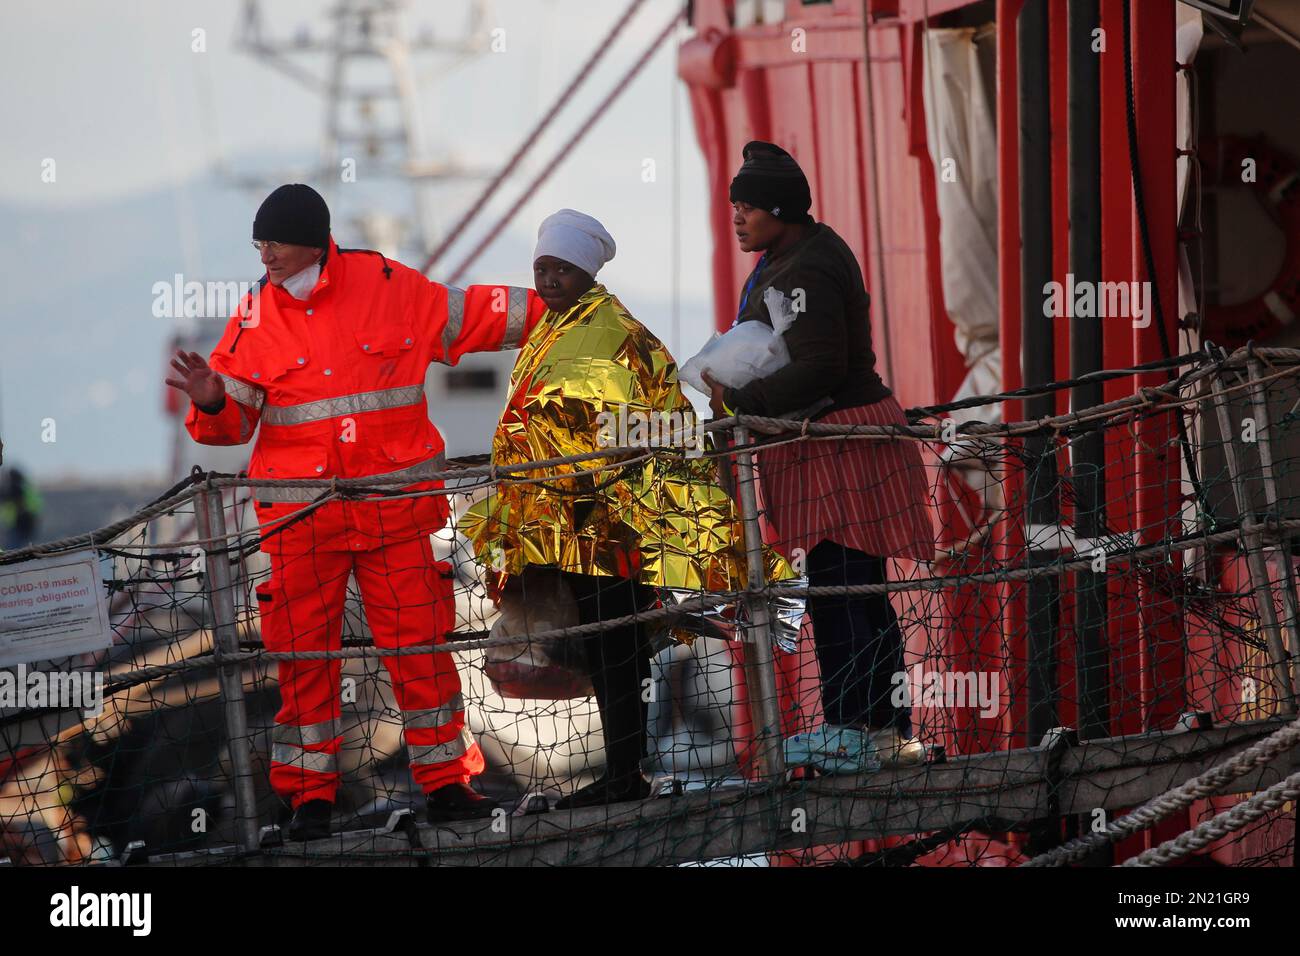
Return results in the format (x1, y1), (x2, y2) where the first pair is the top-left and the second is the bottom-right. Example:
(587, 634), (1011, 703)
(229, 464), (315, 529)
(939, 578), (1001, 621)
(425, 782), (499, 823)
(555, 772), (652, 809)
(287, 799), (333, 841)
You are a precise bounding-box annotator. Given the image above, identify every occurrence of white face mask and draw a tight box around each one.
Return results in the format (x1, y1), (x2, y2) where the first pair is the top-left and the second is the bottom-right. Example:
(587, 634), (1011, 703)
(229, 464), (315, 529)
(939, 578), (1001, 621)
(281, 262), (321, 300)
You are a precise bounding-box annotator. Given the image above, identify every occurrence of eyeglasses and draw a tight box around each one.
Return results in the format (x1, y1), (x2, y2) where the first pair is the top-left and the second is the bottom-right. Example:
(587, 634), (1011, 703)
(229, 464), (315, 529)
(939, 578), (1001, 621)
(251, 240), (289, 253)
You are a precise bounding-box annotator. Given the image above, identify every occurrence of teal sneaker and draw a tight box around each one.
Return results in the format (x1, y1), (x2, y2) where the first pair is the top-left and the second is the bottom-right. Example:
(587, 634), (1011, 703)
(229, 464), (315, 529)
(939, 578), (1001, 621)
(783, 725), (881, 775)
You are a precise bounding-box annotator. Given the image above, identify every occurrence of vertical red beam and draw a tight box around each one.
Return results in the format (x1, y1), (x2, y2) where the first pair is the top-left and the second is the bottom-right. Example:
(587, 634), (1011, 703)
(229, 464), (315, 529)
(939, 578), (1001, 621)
(996, 0), (1027, 749)
(1098, 0), (1135, 410)
(1101, 0), (1158, 863)
(738, 67), (773, 146)
(1047, 0), (1081, 731)
(1129, 0), (1189, 856)
(686, 86), (740, 336)
(1049, 0), (1071, 415)
(1098, 0), (1143, 740)
(1130, 0), (1186, 733)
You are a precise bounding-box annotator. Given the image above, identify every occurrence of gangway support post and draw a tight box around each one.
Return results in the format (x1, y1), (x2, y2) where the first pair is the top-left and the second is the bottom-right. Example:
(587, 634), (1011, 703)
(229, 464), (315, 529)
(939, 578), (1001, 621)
(195, 480), (262, 853)
(732, 423), (787, 787)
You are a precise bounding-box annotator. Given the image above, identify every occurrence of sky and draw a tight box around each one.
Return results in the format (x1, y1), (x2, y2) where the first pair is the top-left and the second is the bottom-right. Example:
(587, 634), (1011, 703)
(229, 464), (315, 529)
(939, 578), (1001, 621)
(0, 0), (719, 482)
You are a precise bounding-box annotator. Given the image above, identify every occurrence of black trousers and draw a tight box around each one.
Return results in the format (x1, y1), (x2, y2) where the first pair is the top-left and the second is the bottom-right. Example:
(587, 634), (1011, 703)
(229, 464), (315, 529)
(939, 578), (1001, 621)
(561, 572), (657, 779)
(806, 540), (911, 735)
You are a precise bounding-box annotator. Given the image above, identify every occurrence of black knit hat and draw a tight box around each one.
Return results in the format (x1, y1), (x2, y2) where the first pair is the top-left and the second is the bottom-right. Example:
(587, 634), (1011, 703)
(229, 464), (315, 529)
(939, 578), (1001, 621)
(728, 141), (813, 224)
(253, 184), (330, 248)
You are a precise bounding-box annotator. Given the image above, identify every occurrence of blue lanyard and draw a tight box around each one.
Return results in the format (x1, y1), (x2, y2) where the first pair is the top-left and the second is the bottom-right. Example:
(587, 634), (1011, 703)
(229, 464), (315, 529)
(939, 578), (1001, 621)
(733, 253), (768, 328)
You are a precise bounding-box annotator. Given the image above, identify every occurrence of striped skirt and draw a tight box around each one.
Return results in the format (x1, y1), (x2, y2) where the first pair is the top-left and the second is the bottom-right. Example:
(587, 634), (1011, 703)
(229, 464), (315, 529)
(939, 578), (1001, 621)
(756, 397), (934, 562)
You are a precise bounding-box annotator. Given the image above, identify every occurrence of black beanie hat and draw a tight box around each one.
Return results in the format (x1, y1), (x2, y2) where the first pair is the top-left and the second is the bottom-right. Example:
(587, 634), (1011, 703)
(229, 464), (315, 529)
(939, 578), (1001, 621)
(253, 184), (331, 248)
(728, 141), (813, 224)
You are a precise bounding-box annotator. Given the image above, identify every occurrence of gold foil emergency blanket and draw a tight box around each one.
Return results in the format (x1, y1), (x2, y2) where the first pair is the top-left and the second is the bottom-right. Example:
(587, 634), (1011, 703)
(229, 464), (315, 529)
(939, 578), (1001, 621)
(460, 284), (793, 593)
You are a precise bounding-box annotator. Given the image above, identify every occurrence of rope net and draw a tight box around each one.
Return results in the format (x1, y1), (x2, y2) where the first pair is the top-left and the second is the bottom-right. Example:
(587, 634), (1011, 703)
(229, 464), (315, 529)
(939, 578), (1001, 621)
(2, 345), (1298, 867)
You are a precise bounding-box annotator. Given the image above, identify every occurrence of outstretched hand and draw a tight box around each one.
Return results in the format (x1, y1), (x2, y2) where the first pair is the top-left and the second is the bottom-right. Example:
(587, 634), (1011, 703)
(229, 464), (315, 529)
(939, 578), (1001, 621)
(165, 350), (226, 409)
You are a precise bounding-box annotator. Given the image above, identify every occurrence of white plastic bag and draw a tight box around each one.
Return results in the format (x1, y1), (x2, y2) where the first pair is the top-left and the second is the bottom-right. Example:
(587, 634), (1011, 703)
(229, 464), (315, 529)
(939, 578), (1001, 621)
(484, 570), (593, 700)
(679, 286), (798, 395)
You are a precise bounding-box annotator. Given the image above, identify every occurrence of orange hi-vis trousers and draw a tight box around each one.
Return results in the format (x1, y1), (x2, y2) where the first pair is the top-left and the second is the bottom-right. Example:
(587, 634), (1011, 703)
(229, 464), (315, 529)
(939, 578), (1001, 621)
(255, 532), (483, 808)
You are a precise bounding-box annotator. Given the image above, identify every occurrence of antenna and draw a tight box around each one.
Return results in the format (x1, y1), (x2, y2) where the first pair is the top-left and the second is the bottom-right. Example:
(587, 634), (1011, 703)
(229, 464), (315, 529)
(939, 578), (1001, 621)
(230, 0), (495, 258)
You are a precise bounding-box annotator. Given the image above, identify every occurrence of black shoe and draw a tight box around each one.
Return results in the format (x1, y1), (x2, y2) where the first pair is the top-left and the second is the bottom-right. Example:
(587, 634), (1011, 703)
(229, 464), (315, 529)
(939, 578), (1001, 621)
(286, 799), (333, 841)
(555, 773), (652, 810)
(425, 783), (500, 823)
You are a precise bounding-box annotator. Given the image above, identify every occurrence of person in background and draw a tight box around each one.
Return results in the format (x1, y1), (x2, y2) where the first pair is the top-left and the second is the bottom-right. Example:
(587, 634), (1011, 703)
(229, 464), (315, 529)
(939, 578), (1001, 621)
(462, 209), (788, 807)
(1, 468), (42, 551)
(702, 142), (934, 766)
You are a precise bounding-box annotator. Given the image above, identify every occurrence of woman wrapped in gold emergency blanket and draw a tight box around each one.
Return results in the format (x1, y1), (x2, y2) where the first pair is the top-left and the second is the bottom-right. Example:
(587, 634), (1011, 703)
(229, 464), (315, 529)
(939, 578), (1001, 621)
(460, 209), (790, 808)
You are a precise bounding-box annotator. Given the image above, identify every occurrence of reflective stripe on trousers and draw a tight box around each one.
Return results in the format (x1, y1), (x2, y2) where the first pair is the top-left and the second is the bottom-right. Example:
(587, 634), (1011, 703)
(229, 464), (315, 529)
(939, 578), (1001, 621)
(271, 719), (339, 774)
(408, 727), (474, 768)
(402, 693), (464, 730)
(271, 746), (338, 775)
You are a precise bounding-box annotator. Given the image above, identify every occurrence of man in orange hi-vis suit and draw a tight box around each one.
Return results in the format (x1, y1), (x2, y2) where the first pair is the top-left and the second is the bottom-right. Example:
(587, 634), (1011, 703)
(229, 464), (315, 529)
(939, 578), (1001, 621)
(166, 184), (545, 839)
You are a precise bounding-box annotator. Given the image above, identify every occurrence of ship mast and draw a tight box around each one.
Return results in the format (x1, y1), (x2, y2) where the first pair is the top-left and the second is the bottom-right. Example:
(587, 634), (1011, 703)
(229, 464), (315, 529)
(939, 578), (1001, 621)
(232, 0), (493, 259)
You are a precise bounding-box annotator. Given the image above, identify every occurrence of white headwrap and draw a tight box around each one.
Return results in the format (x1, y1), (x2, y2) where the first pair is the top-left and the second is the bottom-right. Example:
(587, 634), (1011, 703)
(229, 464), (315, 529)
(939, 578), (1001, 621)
(533, 209), (616, 278)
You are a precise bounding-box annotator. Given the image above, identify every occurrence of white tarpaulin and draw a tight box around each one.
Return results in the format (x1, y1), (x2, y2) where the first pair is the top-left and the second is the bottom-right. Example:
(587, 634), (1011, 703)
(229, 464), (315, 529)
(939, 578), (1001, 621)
(922, 25), (1002, 437)
(1176, 4), (1205, 332)
(1177, 4), (1205, 220)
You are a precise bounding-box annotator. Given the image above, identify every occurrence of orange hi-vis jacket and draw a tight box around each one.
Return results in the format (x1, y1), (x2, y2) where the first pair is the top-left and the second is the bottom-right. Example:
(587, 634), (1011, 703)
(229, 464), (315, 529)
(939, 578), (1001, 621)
(186, 238), (546, 549)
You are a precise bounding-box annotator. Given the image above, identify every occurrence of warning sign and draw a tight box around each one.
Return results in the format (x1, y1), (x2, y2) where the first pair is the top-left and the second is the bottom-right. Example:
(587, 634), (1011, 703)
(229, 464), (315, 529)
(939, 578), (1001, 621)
(0, 549), (112, 666)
